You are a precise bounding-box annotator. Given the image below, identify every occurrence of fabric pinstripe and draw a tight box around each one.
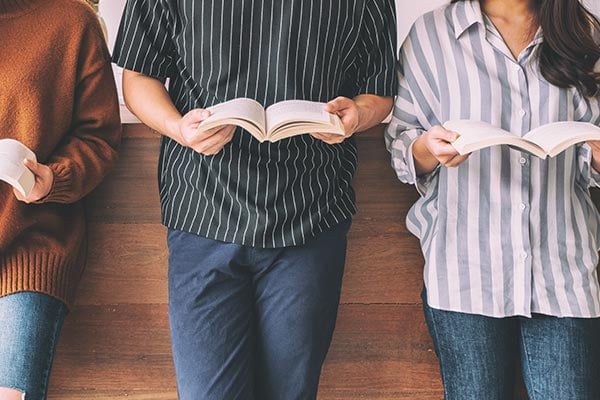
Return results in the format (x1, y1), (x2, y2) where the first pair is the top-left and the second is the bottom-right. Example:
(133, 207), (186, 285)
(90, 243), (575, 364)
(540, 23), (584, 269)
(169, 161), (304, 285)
(112, 0), (397, 248)
(386, 0), (600, 318)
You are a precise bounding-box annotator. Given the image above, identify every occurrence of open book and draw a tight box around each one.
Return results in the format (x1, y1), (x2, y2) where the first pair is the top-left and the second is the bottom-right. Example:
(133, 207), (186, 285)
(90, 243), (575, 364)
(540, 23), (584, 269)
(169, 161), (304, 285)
(197, 98), (345, 143)
(444, 120), (600, 159)
(0, 139), (36, 197)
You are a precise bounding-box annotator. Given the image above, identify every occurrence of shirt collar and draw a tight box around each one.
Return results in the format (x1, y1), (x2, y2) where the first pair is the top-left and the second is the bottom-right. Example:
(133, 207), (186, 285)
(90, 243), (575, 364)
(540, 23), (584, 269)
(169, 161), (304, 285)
(452, 0), (485, 40)
(452, 1), (544, 52)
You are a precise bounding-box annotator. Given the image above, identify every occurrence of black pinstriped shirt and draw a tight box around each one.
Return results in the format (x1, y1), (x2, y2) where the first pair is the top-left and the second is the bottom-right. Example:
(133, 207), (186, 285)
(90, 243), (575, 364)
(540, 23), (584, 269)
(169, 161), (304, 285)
(113, 0), (397, 248)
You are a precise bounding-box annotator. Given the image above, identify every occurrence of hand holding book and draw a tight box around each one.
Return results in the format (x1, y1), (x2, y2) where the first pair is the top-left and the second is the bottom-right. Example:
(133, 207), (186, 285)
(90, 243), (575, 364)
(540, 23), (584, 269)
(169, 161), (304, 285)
(0, 139), (53, 202)
(197, 98), (345, 144)
(586, 140), (600, 173)
(173, 108), (236, 156)
(412, 125), (468, 175)
(310, 97), (356, 144)
(444, 120), (600, 159)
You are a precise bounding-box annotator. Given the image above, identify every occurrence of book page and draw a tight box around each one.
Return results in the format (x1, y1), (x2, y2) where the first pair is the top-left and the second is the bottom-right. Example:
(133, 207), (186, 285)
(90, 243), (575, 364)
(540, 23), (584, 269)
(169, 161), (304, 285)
(444, 120), (546, 158)
(523, 121), (600, 157)
(0, 139), (37, 196)
(265, 100), (338, 135)
(198, 98), (266, 139)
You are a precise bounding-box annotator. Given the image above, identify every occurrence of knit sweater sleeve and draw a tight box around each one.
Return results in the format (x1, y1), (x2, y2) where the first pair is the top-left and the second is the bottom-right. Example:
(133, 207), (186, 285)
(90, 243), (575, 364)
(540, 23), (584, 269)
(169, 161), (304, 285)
(40, 21), (122, 204)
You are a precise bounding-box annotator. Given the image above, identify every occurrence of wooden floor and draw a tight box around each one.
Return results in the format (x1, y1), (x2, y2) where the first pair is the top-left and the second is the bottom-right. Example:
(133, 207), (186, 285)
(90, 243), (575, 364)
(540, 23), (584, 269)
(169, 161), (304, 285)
(47, 124), (533, 399)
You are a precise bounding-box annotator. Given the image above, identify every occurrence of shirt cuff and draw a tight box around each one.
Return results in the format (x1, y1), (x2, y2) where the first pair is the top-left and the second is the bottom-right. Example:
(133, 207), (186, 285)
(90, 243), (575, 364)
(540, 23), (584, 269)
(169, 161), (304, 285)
(407, 138), (439, 196)
(578, 143), (600, 187)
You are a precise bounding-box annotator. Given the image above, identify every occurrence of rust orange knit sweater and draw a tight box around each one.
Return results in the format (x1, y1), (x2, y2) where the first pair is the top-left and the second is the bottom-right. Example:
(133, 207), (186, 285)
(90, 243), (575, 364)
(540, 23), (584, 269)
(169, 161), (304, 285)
(0, 0), (121, 306)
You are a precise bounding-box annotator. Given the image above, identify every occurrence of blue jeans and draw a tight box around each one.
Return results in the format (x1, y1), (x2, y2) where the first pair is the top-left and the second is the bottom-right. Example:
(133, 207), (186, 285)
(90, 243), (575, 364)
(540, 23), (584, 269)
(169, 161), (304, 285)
(422, 289), (600, 400)
(167, 220), (351, 400)
(0, 292), (68, 400)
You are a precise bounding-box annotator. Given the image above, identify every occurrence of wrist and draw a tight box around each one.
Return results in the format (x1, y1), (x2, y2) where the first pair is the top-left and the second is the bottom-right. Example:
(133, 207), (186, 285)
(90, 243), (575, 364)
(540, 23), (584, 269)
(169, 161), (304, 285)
(355, 105), (370, 133)
(592, 157), (600, 173)
(413, 135), (439, 175)
(353, 98), (377, 133)
(164, 115), (183, 142)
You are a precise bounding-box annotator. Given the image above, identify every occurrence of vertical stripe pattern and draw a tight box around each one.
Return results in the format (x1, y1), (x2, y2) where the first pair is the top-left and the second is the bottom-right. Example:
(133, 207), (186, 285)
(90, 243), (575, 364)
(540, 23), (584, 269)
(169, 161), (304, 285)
(385, 0), (600, 318)
(113, 0), (397, 248)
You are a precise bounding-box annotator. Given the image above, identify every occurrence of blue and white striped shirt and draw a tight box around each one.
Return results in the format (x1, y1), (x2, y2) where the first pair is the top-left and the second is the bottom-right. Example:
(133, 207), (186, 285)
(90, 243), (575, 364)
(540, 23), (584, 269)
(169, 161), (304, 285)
(386, 0), (600, 318)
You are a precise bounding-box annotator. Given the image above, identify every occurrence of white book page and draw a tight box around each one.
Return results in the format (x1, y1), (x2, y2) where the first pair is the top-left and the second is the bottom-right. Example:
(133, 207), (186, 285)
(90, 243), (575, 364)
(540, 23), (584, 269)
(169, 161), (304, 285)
(444, 120), (546, 158)
(265, 100), (332, 134)
(523, 121), (600, 157)
(0, 139), (37, 196)
(200, 98), (266, 136)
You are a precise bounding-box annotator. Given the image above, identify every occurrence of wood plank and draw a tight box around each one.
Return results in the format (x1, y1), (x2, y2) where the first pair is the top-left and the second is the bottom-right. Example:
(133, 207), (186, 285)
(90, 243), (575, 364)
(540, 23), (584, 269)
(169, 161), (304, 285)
(47, 392), (176, 400)
(319, 304), (442, 399)
(86, 137), (162, 224)
(83, 125), (425, 305)
(78, 221), (424, 306)
(76, 223), (168, 306)
(48, 304), (444, 400)
(49, 123), (542, 399)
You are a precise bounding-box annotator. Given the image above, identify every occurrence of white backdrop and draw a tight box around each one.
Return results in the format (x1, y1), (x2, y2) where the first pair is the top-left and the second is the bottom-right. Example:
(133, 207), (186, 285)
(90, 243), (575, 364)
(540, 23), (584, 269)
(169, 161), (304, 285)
(101, 0), (600, 57)
(100, 0), (600, 122)
(395, 0), (600, 45)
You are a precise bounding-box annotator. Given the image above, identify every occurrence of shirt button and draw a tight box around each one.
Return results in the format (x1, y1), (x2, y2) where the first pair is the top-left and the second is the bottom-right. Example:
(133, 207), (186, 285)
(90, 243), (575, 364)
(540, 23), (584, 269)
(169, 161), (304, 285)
(519, 157), (527, 165)
(519, 109), (527, 117)
(520, 203), (527, 211)
(521, 252), (528, 260)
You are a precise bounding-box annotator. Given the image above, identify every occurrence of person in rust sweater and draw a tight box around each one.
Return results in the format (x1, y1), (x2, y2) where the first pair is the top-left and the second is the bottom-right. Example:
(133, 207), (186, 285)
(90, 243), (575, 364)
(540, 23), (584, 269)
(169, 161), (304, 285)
(0, 0), (121, 399)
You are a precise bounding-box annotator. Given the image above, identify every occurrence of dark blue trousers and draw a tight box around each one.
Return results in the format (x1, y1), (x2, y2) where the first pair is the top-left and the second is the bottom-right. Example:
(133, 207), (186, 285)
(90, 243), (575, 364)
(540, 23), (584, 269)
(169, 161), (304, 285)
(167, 220), (351, 400)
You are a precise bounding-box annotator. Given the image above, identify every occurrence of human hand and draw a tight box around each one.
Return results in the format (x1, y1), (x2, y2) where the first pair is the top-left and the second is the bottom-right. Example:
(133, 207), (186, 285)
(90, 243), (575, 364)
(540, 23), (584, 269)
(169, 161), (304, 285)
(311, 97), (360, 145)
(587, 140), (600, 172)
(13, 159), (54, 203)
(420, 125), (469, 167)
(175, 109), (236, 155)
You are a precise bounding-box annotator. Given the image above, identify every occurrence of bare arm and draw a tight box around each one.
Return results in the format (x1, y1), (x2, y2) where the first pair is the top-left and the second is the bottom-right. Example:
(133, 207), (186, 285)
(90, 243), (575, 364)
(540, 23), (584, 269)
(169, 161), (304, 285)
(122, 69), (236, 155)
(311, 94), (394, 144)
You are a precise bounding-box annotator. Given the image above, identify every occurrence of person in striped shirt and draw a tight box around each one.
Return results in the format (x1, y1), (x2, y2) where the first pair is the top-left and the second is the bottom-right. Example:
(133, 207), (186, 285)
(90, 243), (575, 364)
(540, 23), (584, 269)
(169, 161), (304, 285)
(386, 0), (600, 398)
(113, 1), (397, 398)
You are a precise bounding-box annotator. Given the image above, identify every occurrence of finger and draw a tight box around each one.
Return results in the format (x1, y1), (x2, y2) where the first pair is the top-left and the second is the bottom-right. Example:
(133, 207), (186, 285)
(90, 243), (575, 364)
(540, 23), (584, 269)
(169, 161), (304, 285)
(201, 131), (235, 155)
(324, 97), (351, 113)
(23, 158), (43, 176)
(429, 141), (460, 158)
(311, 132), (339, 141)
(429, 126), (459, 143)
(445, 153), (470, 168)
(311, 133), (344, 144)
(192, 127), (235, 154)
(184, 108), (211, 125)
(191, 125), (234, 144)
(310, 132), (330, 140)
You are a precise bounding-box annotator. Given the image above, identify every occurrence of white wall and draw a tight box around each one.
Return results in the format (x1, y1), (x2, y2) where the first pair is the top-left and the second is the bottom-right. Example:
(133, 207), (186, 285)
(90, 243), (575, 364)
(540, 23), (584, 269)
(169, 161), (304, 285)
(395, 0), (600, 47)
(101, 0), (600, 53)
(584, 0), (600, 16)
(100, 0), (600, 121)
(99, 0), (126, 51)
(395, 0), (448, 45)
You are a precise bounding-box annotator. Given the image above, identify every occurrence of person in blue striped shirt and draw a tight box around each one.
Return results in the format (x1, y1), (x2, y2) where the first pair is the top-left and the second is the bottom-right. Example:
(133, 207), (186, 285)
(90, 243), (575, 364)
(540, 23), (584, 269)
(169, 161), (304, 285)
(386, 0), (600, 398)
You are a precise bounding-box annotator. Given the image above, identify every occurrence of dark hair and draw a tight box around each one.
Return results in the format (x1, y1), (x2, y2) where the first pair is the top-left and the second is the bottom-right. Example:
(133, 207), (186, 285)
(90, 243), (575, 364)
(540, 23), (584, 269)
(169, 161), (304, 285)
(451, 0), (600, 97)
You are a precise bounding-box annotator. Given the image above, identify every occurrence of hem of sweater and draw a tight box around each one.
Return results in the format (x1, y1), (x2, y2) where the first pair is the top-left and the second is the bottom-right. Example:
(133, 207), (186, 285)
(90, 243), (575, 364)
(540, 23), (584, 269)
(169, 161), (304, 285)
(0, 250), (78, 308)
(162, 205), (357, 249)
